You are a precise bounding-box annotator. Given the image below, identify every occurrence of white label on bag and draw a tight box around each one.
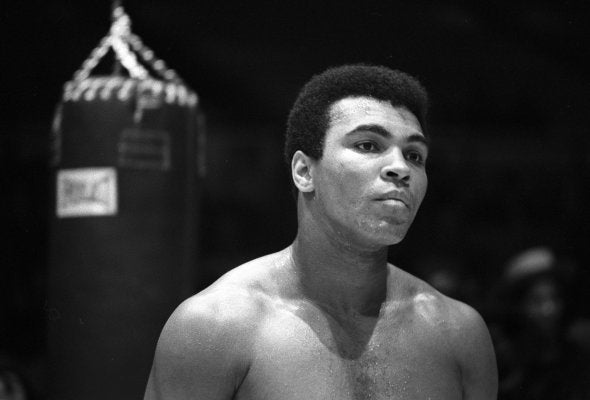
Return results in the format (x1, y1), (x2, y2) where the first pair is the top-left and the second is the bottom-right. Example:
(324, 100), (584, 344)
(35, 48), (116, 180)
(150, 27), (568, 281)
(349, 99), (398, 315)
(56, 168), (118, 218)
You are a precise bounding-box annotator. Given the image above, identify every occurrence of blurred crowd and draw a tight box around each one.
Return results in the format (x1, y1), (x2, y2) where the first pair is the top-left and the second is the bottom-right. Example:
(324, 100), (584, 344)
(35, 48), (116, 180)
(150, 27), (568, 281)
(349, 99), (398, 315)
(0, 361), (27, 400)
(488, 247), (590, 399)
(419, 246), (590, 400)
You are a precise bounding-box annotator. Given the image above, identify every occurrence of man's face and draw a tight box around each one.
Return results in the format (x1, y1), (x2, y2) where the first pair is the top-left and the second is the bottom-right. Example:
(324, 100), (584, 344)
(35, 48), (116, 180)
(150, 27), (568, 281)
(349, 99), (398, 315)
(308, 96), (428, 248)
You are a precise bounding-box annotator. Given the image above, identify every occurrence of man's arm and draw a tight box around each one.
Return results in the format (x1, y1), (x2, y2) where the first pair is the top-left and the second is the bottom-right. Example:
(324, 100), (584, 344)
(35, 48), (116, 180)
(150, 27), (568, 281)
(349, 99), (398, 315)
(451, 301), (498, 400)
(144, 292), (255, 400)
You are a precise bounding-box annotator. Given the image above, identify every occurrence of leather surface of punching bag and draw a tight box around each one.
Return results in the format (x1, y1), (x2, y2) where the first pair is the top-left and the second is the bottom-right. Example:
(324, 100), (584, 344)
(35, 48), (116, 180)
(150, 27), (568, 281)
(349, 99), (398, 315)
(47, 75), (203, 400)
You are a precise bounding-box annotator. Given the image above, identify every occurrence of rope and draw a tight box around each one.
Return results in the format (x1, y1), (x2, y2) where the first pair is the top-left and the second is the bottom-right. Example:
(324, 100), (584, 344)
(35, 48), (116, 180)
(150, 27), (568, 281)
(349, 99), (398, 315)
(71, 4), (184, 84)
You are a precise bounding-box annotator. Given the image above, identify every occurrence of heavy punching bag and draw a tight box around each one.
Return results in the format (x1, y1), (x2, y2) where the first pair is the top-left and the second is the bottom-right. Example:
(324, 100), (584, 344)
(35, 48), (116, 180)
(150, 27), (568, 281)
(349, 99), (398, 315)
(47, 5), (205, 399)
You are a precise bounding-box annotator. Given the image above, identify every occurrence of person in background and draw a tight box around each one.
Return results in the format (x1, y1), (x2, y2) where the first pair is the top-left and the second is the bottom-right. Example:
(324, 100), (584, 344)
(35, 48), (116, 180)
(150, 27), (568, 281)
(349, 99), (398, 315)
(0, 357), (27, 400)
(491, 246), (590, 400)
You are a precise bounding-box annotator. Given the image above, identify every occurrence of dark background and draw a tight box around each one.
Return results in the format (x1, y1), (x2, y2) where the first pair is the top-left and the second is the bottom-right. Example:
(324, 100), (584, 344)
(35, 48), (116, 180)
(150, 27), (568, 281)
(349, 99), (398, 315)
(2, 0), (590, 397)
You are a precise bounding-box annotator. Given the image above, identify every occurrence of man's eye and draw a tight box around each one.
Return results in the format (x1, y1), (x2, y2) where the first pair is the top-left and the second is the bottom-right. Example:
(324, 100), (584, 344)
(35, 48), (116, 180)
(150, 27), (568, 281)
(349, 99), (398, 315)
(406, 151), (425, 164)
(355, 142), (379, 152)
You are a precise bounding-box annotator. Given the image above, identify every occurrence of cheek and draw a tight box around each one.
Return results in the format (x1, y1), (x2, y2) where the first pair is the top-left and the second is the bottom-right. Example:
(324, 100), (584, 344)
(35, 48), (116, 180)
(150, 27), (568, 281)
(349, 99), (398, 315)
(421, 174), (428, 197)
(413, 172), (428, 207)
(326, 160), (367, 194)
(317, 163), (371, 216)
(338, 166), (375, 207)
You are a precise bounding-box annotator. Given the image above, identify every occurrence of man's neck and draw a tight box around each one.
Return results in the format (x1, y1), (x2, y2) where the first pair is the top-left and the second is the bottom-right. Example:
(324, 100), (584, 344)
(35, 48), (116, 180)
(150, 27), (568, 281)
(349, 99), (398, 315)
(287, 223), (390, 319)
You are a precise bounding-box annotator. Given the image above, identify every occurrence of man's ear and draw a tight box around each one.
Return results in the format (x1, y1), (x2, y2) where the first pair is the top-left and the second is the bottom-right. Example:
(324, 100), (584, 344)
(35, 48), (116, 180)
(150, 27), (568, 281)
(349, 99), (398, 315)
(291, 150), (315, 193)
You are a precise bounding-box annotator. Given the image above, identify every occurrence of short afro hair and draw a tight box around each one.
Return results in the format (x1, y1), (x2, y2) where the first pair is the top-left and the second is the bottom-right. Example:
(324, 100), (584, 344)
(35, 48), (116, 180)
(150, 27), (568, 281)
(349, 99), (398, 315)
(284, 64), (429, 165)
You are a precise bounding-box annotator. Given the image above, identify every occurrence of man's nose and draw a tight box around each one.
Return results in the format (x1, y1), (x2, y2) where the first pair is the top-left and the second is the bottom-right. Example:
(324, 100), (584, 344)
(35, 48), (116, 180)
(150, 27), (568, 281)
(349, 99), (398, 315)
(380, 148), (410, 183)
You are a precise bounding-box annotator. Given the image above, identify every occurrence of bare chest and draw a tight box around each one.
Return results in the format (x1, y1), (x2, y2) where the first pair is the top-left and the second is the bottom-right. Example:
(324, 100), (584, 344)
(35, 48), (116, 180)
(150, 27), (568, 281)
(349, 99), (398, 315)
(235, 309), (463, 400)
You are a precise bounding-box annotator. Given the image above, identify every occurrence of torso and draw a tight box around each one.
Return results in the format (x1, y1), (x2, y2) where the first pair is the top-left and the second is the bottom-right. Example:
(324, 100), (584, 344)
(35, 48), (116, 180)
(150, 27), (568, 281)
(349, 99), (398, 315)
(236, 297), (462, 400)
(201, 250), (466, 400)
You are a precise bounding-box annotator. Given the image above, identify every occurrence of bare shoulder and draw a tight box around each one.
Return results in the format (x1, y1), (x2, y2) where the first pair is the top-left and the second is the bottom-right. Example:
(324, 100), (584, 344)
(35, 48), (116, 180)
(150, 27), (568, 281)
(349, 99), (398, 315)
(170, 248), (290, 328)
(144, 250), (288, 400)
(392, 266), (498, 399)
(392, 266), (488, 334)
(441, 293), (498, 399)
(159, 277), (264, 356)
(156, 249), (288, 359)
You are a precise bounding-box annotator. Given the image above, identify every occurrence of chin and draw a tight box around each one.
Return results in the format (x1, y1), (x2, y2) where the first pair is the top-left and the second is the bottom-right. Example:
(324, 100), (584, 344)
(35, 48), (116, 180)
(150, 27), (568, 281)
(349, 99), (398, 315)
(386, 234), (406, 245)
(348, 215), (412, 248)
(363, 224), (410, 247)
(383, 232), (408, 246)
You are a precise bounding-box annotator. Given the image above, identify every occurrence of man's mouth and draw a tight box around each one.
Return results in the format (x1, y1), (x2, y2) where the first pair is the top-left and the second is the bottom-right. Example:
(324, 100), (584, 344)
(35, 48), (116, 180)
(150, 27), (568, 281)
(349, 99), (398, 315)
(375, 191), (410, 207)
(379, 198), (406, 206)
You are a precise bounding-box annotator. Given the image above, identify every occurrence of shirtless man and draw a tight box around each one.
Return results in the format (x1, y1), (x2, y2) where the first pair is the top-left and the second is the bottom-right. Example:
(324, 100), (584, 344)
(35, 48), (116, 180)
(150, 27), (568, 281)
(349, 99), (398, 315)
(144, 64), (498, 399)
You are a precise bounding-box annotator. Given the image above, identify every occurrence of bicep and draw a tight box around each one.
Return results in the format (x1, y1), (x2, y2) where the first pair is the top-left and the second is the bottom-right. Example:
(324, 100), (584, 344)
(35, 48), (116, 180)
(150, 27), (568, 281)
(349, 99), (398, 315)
(144, 302), (249, 400)
(452, 304), (498, 400)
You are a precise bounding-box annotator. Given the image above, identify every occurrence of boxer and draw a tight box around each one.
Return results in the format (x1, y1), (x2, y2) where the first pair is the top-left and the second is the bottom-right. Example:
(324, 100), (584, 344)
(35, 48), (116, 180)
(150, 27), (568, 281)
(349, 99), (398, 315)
(144, 64), (498, 399)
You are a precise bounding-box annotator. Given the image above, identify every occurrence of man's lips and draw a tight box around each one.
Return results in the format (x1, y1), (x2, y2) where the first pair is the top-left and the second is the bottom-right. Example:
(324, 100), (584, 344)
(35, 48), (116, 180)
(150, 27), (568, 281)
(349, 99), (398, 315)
(374, 191), (410, 207)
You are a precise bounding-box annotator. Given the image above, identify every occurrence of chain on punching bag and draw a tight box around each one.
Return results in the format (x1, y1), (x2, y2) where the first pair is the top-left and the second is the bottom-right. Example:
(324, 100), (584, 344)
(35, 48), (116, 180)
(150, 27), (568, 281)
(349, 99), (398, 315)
(47, 5), (205, 399)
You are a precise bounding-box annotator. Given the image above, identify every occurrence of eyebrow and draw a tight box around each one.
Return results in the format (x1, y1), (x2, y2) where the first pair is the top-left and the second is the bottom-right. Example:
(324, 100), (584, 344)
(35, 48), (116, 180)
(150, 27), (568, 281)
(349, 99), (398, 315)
(347, 124), (430, 148)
